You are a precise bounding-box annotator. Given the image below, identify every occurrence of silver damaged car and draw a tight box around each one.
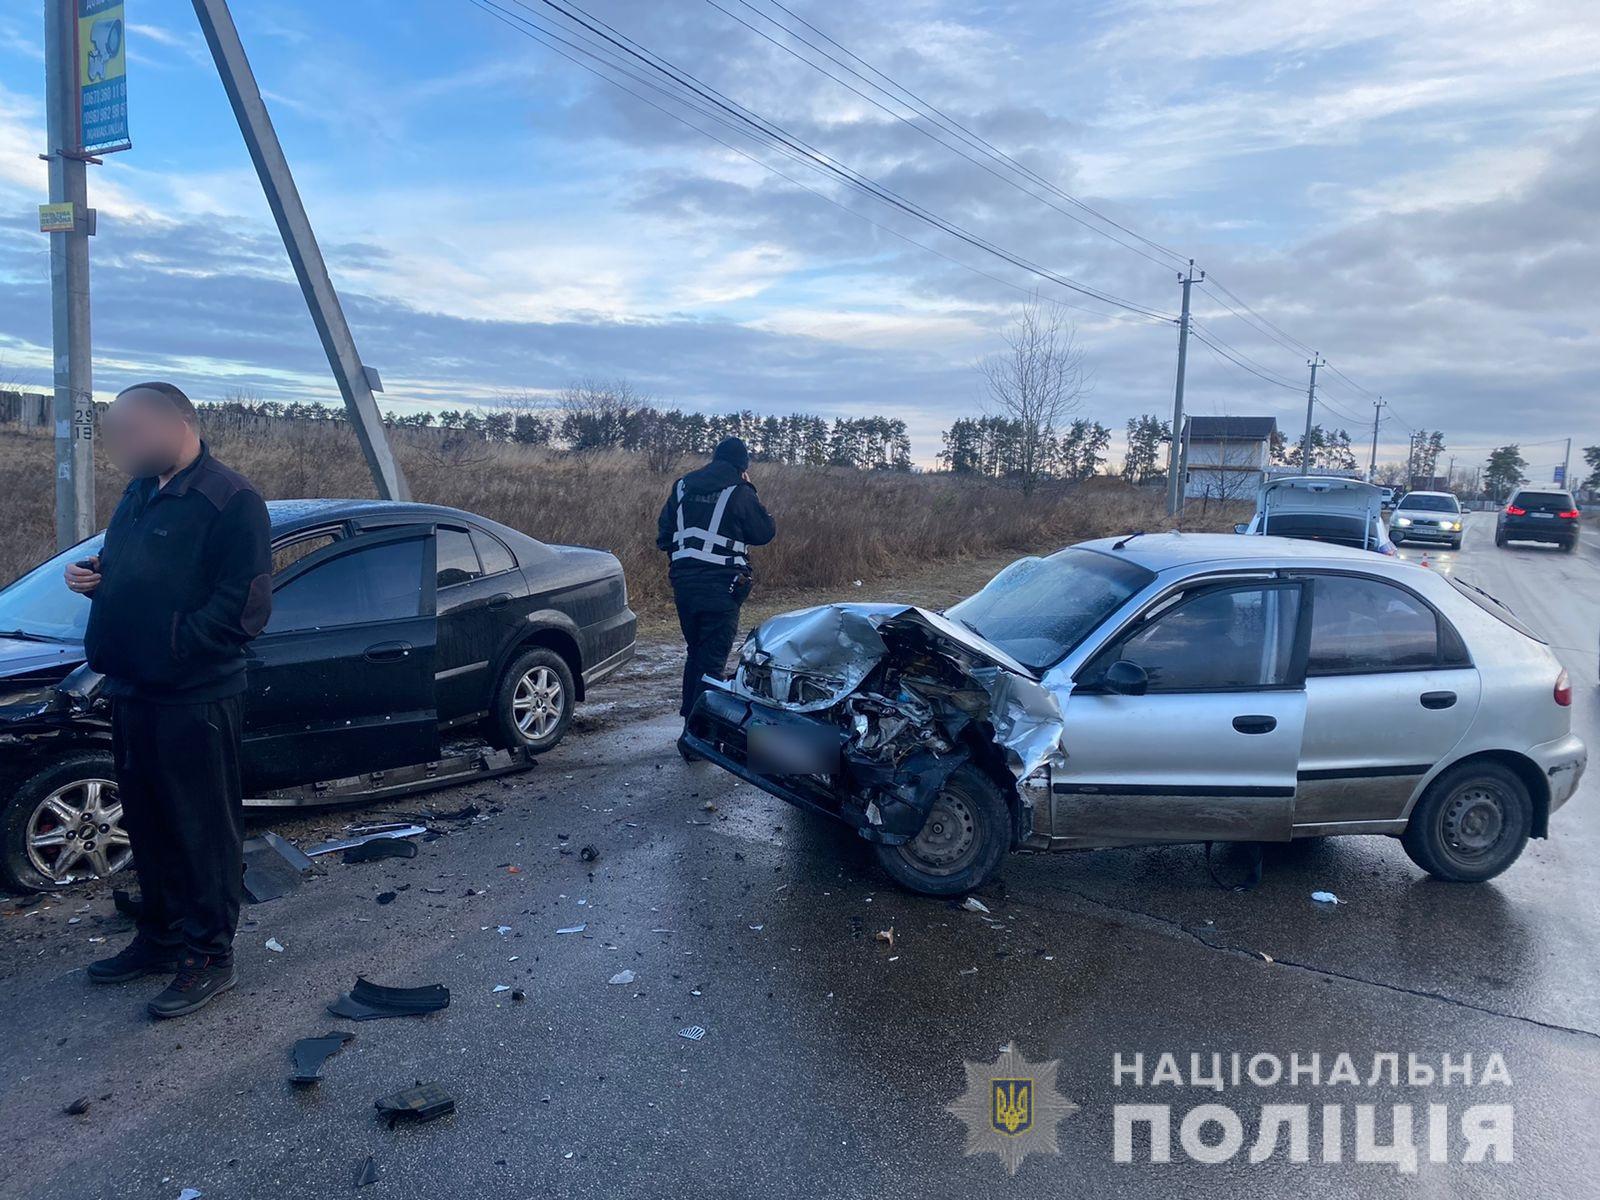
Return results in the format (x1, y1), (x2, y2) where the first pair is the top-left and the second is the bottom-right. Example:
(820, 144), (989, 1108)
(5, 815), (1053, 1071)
(683, 533), (1586, 895)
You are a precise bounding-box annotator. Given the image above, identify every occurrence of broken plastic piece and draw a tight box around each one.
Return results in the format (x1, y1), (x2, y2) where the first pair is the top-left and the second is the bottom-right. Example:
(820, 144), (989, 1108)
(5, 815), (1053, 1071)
(375, 1081), (455, 1126)
(875, 928), (895, 948)
(63, 1096), (90, 1116)
(555, 924), (586, 935)
(265, 937), (284, 953)
(328, 978), (450, 1021)
(1311, 890), (1340, 905)
(289, 1031), (354, 1085)
(343, 838), (419, 864)
(608, 969), (635, 985)
(678, 1025), (706, 1041)
(305, 824), (427, 857)
(354, 1156), (379, 1188)
(242, 832), (314, 904)
(961, 897), (991, 914)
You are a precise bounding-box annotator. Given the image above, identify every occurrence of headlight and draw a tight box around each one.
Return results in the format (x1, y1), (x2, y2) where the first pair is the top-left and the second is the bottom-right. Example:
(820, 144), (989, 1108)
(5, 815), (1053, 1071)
(1449, 521), (1462, 531)
(1395, 517), (1412, 526)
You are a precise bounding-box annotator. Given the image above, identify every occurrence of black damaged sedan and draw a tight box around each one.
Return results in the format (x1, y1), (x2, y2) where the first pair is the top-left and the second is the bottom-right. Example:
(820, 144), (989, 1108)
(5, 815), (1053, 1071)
(0, 500), (636, 890)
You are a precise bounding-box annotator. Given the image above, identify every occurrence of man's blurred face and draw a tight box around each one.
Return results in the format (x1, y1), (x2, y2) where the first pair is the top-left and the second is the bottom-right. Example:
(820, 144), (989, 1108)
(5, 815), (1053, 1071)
(103, 390), (189, 478)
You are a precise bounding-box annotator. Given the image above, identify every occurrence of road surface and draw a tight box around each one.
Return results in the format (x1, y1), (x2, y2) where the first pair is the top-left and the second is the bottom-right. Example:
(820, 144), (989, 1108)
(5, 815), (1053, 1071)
(3, 517), (1597, 1198)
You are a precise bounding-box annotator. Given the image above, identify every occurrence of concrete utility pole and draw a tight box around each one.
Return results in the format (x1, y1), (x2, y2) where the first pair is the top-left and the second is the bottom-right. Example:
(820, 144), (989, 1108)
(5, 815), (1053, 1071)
(1165, 261), (1202, 516)
(43, 0), (96, 548)
(1299, 355), (1322, 474)
(1560, 437), (1572, 487)
(191, 0), (409, 500)
(1367, 395), (1385, 481)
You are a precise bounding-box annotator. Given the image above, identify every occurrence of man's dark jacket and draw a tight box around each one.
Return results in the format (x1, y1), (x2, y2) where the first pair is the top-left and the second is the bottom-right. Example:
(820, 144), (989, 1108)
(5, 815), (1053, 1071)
(85, 443), (272, 701)
(655, 458), (776, 587)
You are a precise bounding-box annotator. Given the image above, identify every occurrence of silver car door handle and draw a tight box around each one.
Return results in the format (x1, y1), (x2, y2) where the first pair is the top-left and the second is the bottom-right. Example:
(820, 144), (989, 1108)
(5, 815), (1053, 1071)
(1420, 691), (1457, 709)
(1232, 715), (1277, 734)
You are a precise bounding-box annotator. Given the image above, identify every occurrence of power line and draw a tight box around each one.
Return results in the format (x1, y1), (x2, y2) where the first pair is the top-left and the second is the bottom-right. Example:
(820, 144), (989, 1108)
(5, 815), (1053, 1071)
(1187, 328), (1304, 393)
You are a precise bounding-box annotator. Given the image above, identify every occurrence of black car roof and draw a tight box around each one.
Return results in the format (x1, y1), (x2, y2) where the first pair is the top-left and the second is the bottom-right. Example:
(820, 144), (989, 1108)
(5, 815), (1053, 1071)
(264, 500), (541, 551)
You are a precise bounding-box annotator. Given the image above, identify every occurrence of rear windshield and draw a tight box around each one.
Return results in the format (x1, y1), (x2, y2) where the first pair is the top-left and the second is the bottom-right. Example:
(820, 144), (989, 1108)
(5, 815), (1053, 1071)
(1397, 494), (1459, 513)
(1512, 492), (1574, 509)
(1446, 576), (1543, 643)
(1263, 514), (1369, 549)
(947, 548), (1154, 671)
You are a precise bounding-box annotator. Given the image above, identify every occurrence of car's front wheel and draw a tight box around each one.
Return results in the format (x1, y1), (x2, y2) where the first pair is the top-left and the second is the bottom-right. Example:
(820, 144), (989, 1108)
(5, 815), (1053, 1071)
(872, 764), (1012, 896)
(1, 750), (131, 892)
(488, 647), (576, 753)
(1401, 761), (1531, 883)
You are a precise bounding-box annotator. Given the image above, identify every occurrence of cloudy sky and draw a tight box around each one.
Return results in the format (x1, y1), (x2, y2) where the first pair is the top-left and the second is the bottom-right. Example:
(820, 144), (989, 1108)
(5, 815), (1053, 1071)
(1, 0), (1596, 471)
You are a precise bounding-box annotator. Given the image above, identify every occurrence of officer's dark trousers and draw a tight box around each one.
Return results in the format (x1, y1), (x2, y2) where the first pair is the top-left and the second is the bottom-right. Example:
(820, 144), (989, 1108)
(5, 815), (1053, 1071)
(112, 695), (245, 959)
(673, 577), (742, 719)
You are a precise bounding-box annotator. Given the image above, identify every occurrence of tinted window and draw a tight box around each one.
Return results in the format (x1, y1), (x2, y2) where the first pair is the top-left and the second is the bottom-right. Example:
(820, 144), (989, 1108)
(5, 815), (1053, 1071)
(1308, 576), (1438, 673)
(1263, 514), (1368, 548)
(1396, 494), (1459, 513)
(472, 528), (516, 575)
(1511, 491), (1574, 510)
(436, 528), (481, 589)
(946, 548), (1155, 671)
(272, 531), (339, 575)
(1111, 585), (1300, 691)
(268, 538), (425, 633)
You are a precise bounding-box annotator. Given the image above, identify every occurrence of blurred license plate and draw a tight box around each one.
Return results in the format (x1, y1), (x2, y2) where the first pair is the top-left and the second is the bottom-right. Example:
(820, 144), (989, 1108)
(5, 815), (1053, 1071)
(1532, 512), (1553, 518)
(748, 720), (840, 776)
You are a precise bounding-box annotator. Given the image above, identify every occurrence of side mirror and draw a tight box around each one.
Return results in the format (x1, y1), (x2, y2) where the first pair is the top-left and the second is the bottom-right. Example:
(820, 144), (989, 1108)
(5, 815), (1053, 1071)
(1233, 523), (1249, 535)
(1103, 659), (1149, 696)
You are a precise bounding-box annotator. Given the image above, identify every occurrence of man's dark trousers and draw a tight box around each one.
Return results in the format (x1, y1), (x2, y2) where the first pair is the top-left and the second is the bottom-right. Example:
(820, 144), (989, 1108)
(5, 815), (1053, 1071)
(112, 695), (245, 959)
(674, 576), (742, 718)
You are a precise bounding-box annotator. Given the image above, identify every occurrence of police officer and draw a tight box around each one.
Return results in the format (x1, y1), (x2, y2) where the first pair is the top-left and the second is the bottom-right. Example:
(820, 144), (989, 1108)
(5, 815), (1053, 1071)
(65, 382), (271, 1019)
(657, 436), (775, 754)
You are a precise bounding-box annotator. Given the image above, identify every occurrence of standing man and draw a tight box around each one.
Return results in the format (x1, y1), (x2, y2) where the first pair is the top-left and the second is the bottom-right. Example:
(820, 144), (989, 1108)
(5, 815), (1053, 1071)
(657, 436), (776, 756)
(65, 382), (271, 1018)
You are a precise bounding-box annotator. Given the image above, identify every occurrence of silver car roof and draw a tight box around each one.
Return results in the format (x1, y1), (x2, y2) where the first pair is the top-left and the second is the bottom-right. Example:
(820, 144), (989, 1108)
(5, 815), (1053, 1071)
(1074, 531), (1409, 575)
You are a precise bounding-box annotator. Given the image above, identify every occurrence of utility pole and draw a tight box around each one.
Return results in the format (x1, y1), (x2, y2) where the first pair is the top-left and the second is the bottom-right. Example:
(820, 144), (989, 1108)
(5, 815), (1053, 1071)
(1299, 355), (1322, 474)
(1367, 395), (1385, 480)
(43, 0), (96, 548)
(1165, 260), (1202, 516)
(1404, 431), (1418, 490)
(191, 0), (409, 500)
(1560, 437), (1571, 487)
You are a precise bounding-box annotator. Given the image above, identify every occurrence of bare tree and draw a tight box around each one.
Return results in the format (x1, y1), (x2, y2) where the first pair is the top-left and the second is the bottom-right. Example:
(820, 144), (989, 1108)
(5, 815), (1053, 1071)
(977, 300), (1089, 494)
(557, 376), (647, 451)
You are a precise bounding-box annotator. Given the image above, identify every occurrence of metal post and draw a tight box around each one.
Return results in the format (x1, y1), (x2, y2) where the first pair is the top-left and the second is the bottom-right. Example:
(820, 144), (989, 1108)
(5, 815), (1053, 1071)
(190, 0), (409, 500)
(1560, 437), (1571, 487)
(44, 0), (96, 547)
(1367, 396), (1385, 481)
(1165, 261), (1201, 515)
(1299, 355), (1321, 473)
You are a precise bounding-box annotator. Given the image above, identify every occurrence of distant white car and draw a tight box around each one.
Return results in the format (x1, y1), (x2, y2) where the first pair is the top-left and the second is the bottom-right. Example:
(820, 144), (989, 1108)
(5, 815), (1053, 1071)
(1391, 490), (1464, 550)
(1238, 476), (1395, 556)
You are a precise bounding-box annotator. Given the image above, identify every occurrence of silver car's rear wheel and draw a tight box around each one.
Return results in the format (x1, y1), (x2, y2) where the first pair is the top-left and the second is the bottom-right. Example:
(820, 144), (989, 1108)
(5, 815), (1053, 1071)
(1402, 761), (1531, 883)
(873, 764), (1012, 897)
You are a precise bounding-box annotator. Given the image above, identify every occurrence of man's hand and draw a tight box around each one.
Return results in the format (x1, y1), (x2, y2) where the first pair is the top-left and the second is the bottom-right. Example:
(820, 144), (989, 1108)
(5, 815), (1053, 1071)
(64, 556), (101, 595)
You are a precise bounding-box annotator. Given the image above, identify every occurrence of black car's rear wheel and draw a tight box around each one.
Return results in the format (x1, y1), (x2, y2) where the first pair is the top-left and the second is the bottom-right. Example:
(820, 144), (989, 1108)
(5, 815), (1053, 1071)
(2, 750), (130, 892)
(1401, 761), (1531, 883)
(489, 647), (575, 753)
(872, 764), (1011, 896)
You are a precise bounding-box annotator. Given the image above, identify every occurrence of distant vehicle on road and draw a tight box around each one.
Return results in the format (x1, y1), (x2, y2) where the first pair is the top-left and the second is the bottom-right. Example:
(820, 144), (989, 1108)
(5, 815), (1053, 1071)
(0, 500), (637, 890)
(1237, 476), (1395, 555)
(686, 534), (1584, 896)
(1390, 490), (1464, 550)
(1379, 486), (1397, 508)
(1495, 488), (1581, 552)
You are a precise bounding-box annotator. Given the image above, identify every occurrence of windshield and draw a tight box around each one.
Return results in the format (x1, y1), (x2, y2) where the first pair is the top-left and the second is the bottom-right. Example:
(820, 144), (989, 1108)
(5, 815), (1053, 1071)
(1397, 494), (1459, 513)
(0, 534), (104, 642)
(946, 547), (1154, 671)
(1263, 514), (1369, 549)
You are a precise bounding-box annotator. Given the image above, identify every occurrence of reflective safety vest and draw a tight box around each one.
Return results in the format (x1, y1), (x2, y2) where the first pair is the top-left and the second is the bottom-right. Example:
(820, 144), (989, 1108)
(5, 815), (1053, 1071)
(669, 479), (749, 568)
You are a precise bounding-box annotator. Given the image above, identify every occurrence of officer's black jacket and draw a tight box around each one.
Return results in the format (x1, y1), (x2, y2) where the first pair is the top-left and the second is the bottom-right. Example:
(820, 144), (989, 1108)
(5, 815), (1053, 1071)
(84, 442), (272, 702)
(655, 458), (776, 585)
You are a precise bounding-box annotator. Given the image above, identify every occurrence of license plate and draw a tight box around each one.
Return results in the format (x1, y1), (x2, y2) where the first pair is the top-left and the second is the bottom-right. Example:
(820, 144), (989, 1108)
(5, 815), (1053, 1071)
(1532, 512), (1554, 519)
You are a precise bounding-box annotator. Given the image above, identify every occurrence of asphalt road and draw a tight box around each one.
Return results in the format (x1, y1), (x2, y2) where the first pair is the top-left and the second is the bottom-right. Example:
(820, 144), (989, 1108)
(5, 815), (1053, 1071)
(4, 518), (1598, 1199)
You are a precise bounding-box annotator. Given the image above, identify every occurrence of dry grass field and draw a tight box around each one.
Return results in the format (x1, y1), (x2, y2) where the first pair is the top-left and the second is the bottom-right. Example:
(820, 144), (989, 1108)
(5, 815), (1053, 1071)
(0, 420), (1240, 618)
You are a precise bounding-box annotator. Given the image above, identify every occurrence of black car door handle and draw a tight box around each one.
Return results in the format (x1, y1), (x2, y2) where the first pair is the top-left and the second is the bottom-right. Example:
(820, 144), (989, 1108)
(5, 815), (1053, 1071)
(1232, 715), (1277, 734)
(364, 641), (413, 663)
(1420, 691), (1457, 709)
(486, 593), (513, 610)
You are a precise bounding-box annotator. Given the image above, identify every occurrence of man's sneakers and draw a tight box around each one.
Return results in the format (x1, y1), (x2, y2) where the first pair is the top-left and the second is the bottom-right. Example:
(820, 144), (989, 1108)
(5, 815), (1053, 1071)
(86, 935), (181, 984)
(146, 954), (238, 1019)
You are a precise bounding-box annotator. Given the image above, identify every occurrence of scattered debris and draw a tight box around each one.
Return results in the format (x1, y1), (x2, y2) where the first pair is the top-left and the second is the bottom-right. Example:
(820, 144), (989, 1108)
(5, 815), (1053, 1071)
(512, 988), (526, 1002)
(1311, 891), (1341, 905)
(430, 803), (481, 822)
(289, 1031), (354, 1085)
(328, 978), (450, 1021)
(579, 844), (599, 863)
(176, 1189), (203, 1200)
(62, 1097), (90, 1116)
(493, 985), (512, 994)
(241, 832), (313, 903)
(702, 802), (717, 812)
(961, 897), (991, 914)
(555, 924), (586, 935)
(875, 928), (895, 949)
(496, 925), (512, 935)
(678, 1025), (706, 1041)
(375, 1081), (455, 1126)
(959, 966), (978, 976)
(1257, 951), (1274, 963)
(343, 838), (419, 864)
(305, 824), (427, 858)
(608, 970), (635, 986)
(353, 1156), (379, 1188)
(375, 892), (397, 906)
(265, 938), (284, 953)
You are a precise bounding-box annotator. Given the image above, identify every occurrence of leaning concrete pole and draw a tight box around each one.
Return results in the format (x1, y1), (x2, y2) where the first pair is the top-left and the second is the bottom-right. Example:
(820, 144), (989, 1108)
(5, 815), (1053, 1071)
(191, 0), (409, 500)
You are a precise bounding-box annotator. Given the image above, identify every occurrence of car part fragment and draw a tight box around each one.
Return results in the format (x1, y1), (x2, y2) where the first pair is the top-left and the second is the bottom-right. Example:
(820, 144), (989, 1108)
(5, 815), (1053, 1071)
(328, 978), (450, 1021)
(289, 1030), (354, 1085)
(375, 1081), (455, 1125)
(242, 832), (314, 903)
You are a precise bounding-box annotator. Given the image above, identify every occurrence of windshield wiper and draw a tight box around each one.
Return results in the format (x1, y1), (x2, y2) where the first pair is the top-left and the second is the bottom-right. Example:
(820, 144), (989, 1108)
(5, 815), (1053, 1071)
(0, 629), (67, 644)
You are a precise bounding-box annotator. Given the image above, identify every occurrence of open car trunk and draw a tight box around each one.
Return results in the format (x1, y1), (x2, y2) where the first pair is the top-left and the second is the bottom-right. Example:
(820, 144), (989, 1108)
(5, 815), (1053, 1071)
(1255, 476), (1386, 551)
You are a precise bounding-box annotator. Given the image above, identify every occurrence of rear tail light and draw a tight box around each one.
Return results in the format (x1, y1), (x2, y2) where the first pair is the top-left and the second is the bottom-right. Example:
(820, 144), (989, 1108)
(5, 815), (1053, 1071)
(1555, 668), (1572, 707)
(1558, 509), (1580, 519)
(1505, 505), (1526, 516)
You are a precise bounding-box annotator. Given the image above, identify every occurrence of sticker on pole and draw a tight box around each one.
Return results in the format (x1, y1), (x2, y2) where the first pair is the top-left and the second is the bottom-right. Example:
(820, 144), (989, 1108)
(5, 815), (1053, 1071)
(78, 1), (130, 154)
(39, 203), (76, 233)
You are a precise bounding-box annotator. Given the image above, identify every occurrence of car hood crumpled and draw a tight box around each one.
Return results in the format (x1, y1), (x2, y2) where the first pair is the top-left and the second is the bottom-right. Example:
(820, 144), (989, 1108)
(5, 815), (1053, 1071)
(728, 603), (1065, 779)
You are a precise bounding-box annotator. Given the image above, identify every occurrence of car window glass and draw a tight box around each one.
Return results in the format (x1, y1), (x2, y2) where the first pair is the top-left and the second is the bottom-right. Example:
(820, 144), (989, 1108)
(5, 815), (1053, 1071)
(272, 531), (339, 575)
(472, 528), (517, 575)
(437, 527), (481, 589)
(1308, 576), (1438, 673)
(1511, 491), (1573, 509)
(0, 534), (104, 642)
(267, 537), (425, 633)
(1113, 586), (1298, 691)
(1263, 514), (1368, 548)
(1397, 494), (1458, 512)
